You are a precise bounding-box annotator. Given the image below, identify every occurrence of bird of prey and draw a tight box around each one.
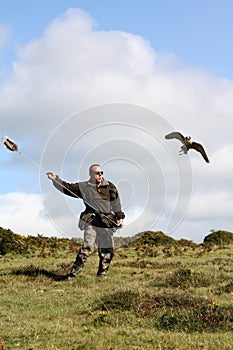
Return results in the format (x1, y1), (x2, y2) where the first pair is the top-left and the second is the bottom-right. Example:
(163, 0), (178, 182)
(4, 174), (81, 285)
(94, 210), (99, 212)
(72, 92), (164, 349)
(1, 136), (18, 152)
(165, 131), (210, 163)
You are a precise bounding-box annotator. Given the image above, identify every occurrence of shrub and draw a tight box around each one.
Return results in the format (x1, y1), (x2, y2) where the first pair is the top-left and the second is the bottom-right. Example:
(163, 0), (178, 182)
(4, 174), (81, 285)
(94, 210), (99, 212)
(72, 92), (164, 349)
(0, 227), (27, 255)
(0, 227), (81, 256)
(131, 231), (177, 247)
(177, 238), (198, 249)
(204, 230), (233, 246)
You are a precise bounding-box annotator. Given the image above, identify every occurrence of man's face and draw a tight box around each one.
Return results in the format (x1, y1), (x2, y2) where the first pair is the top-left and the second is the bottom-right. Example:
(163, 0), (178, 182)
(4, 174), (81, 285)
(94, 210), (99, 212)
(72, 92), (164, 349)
(89, 165), (103, 185)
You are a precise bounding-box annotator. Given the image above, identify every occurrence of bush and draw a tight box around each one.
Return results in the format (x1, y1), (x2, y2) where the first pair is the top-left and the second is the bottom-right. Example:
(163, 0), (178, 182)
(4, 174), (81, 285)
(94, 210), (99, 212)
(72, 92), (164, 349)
(0, 227), (82, 256)
(204, 230), (233, 246)
(131, 231), (177, 247)
(0, 227), (27, 255)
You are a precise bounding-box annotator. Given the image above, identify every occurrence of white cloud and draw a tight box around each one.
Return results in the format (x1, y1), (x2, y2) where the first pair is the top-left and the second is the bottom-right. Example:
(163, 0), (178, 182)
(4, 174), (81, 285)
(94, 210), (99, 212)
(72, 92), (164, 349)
(0, 192), (59, 236)
(0, 8), (232, 242)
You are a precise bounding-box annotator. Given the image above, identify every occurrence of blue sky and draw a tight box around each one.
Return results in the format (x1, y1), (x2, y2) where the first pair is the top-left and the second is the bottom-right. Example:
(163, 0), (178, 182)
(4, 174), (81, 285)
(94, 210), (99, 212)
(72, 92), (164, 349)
(2, 0), (233, 78)
(0, 0), (233, 242)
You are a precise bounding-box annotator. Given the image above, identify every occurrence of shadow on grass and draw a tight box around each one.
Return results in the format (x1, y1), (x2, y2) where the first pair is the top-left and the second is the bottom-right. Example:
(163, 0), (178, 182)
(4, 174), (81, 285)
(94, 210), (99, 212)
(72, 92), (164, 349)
(9, 264), (69, 281)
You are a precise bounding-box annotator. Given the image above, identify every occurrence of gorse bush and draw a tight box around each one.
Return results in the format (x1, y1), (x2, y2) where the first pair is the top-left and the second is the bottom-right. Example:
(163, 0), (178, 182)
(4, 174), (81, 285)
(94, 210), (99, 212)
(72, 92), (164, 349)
(176, 238), (198, 249)
(204, 230), (233, 245)
(131, 231), (177, 247)
(0, 227), (81, 256)
(3, 226), (233, 258)
(0, 227), (27, 255)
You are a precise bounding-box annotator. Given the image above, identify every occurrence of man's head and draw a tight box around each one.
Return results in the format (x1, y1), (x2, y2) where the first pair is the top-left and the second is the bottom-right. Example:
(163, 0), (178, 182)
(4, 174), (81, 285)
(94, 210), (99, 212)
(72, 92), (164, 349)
(89, 164), (104, 185)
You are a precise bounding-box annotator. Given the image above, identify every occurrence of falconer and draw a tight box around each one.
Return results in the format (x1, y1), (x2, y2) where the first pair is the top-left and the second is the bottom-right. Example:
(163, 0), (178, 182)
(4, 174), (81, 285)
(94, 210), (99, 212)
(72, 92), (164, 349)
(47, 164), (125, 279)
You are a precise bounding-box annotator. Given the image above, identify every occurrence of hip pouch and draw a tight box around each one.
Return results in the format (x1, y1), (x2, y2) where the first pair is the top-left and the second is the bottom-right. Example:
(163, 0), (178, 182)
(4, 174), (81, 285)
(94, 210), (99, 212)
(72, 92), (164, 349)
(78, 212), (95, 231)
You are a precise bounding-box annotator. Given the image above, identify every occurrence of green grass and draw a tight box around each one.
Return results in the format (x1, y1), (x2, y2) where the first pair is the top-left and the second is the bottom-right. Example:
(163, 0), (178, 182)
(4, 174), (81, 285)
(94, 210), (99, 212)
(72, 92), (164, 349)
(0, 244), (233, 349)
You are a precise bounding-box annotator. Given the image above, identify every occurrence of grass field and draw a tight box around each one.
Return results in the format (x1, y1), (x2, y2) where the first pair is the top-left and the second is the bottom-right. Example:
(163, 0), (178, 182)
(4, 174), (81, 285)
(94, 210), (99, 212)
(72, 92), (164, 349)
(0, 241), (232, 349)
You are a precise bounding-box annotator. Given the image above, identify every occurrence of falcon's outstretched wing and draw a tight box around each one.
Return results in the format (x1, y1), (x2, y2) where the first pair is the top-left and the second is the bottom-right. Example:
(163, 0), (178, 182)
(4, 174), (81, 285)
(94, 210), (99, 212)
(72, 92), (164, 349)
(191, 142), (210, 163)
(165, 131), (185, 144)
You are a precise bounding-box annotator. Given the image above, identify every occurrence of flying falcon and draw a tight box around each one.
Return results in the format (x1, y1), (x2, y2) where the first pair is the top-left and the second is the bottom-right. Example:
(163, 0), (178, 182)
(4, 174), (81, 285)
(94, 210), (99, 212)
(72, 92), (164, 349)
(165, 131), (210, 163)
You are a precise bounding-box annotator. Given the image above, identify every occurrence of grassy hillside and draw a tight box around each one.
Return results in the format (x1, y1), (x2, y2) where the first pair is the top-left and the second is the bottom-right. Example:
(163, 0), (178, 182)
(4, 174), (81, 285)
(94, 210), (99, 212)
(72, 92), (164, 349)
(0, 230), (232, 349)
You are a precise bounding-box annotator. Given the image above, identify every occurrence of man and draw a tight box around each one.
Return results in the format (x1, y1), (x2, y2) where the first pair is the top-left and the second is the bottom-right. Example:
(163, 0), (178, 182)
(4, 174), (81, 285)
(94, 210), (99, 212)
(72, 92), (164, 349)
(47, 164), (125, 279)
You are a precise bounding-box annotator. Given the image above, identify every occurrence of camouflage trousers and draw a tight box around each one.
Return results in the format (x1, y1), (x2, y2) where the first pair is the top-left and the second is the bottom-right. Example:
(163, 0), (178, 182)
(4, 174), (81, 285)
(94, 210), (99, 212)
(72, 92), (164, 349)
(70, 225), (114, 277)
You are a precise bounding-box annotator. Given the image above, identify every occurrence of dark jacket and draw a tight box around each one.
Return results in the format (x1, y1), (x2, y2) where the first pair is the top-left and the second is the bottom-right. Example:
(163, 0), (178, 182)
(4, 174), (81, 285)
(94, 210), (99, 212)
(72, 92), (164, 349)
(52, 176), (125, 229)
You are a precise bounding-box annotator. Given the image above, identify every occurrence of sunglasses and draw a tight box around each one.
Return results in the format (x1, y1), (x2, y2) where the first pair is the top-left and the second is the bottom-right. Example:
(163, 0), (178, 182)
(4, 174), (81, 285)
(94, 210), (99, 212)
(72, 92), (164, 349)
(92, 171), (103, 175)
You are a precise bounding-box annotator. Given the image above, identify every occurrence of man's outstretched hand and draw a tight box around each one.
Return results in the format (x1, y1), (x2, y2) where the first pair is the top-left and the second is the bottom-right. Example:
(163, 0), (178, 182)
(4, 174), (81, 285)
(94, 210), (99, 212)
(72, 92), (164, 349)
(46, 172), (56, 180)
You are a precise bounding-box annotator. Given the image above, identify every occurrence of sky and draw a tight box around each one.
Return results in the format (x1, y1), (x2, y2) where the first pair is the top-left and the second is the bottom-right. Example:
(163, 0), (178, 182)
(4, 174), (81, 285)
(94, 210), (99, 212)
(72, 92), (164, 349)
(0, 0), (233, 243)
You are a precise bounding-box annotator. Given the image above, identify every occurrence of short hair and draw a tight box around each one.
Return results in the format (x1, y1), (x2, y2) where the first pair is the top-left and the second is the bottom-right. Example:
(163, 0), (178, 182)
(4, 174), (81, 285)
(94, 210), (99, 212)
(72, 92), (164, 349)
(89, 163), (101, 174)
